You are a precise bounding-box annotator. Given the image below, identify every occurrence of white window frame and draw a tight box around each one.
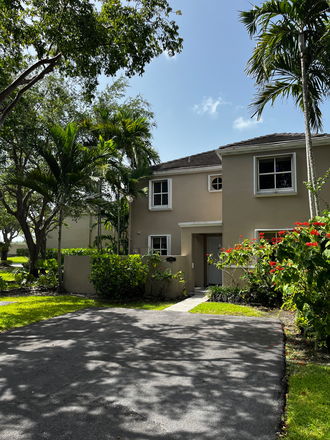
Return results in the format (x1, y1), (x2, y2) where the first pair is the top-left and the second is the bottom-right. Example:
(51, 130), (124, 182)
(148, 235), (171, 255)
(253, 152), (297, 196)
(149, 178), (172, 210)
(208, 174), (222, 192)
(255, 228), (293, 242)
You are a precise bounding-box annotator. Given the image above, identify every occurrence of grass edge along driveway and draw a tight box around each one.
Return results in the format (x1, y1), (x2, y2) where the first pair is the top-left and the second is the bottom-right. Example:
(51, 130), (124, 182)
(0, 295), (176, 333)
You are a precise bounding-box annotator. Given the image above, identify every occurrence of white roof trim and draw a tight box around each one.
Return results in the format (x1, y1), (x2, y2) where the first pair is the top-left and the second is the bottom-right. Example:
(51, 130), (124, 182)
(178, 221), (223, 228)
(153, 165), (222, 176)
(217, 137), (330, 156)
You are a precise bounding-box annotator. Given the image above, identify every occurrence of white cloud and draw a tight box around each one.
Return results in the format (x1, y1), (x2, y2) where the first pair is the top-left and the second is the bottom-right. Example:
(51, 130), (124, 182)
(233, 116), (263, 130)
(193, 96), (231, 118)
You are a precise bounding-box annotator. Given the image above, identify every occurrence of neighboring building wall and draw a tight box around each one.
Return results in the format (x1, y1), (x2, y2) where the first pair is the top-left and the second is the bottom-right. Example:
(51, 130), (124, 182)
(221, 143), (330, 251)
(8, 243), (28, 255)
(130, 169), (223, 256)
(47, 214), (112, 249)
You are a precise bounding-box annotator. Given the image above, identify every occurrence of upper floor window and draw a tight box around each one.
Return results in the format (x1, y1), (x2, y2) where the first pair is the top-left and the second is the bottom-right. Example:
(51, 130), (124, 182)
(254, 153), (296, 196)
(208, 174), (222, 192)
(149, 178), (172, 210)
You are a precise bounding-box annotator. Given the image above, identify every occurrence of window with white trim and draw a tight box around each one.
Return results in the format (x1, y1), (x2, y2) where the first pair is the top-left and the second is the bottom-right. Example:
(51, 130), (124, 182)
(208, 174), (222, 192)
(149, 179), (172, 210)
(256, 229), (293, 244)
(254, 153), (296, 196)
(148, 235), (171, 255)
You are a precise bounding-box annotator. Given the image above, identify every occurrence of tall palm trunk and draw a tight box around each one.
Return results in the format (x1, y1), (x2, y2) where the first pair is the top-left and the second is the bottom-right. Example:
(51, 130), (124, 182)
(97, 180), (102, 251)
(300, 32), (320, 218)
(57, 206), (64, 293)
(117, 189), (121, 255)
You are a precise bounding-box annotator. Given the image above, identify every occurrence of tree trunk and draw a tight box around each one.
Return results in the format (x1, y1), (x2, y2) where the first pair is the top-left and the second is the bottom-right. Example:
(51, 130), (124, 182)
(117, 191), (121, 255)
(300, 35), (320, 217)
(57, 207), (64, 293)
(97, 180), (102, 251)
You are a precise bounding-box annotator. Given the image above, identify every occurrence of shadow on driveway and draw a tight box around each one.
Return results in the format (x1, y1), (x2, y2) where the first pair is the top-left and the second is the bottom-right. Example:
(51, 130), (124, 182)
(0, 308), (285, 440)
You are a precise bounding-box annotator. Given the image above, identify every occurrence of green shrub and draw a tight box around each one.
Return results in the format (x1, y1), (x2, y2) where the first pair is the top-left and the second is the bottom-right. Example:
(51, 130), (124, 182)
(207, 285), (245, 303)
(89, 254), (148, 300)
(210, 238), (282, 307)
(45, 248), (100, 259)
(0, 277), (7, 291)
(35, 259), (58, 288)
(17, 248), (29, 257)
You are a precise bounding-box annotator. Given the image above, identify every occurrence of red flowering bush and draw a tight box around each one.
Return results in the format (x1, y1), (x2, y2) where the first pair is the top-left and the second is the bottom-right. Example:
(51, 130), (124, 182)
(210, 235), (281, 306)
(273, 212), (330, 348)
(209, 211), (330, 346)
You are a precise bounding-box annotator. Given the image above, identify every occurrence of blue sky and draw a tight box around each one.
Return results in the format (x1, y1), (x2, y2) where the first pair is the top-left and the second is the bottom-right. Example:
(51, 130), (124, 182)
(100, 0), (330, 163)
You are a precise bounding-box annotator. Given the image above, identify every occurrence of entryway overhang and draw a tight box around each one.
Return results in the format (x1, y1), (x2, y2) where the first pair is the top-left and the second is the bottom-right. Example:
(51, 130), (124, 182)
(178, 221), (222, 229)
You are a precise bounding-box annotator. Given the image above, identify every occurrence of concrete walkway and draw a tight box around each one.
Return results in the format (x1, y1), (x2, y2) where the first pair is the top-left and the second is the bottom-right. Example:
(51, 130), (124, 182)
(164, 288), (209, 312)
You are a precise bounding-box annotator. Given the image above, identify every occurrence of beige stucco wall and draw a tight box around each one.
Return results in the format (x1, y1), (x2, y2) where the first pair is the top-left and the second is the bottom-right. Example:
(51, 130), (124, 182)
(63, 255), (96, 294)
(63, 255), (188, 298)
(130, 170), (222, 256)
(143, 255), (189, 298)
(8, 243), (28, 255)
(222, 144), (330, 251)
(47, 214), (113, 249)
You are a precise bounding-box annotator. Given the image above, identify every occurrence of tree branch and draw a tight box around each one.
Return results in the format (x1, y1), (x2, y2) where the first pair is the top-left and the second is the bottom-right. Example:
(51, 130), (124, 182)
(0, 54), (62, 129)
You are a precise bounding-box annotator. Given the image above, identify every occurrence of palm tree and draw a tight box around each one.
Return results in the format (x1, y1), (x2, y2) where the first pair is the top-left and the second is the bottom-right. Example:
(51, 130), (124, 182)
(10, 122), (113, 291)
(84, 107), (160, 253)
(240, 0), (330, 217)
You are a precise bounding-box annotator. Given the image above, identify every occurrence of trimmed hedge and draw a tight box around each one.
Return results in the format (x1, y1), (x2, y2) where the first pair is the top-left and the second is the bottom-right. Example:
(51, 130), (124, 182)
(89, 254), (148, 300)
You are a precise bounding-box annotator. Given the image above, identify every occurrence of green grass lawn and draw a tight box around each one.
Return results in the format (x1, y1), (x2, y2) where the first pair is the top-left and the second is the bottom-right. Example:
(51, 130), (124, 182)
(7, 256), (29, 264)
(189, 301), (265, 317)
(0, 272), (16, 282)
(283, 363), (330, 440)
(0, 295), (176, 332)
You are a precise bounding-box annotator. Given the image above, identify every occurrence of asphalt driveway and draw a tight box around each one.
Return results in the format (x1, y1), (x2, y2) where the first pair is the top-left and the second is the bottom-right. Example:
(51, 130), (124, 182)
(0, 308), (285, 440)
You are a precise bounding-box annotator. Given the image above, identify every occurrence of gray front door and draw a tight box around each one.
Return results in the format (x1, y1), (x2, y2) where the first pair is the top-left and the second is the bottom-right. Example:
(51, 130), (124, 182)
(207, 236), (222, 285)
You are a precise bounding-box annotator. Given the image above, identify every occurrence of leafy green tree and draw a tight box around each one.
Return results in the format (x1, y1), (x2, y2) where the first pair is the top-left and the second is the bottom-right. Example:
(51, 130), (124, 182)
(0, 0), (183, 128)
(0, 204), (22, 261)
(10, 122), (115, 291)
(0, 76), (89, 275)
(83, 89), (159, 253)
(240, 0), (330, 217)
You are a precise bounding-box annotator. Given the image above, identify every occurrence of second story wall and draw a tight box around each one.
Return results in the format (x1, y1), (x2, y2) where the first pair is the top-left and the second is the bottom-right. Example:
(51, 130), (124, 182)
(130, 169), (222, 255)
(221, 143), (330, 249)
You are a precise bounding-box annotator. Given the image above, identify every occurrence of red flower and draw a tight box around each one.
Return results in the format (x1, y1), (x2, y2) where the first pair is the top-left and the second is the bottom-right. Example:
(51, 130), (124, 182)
(310, 229), (320, 236)
(278, 230), (286, 236)
(276, 266), (284, 271)
(270, 269), (275, 274)
(240, 235), (243, 238)
(259, 232), (265, 236)
(303, 222), (310, 226)
(269, 261), (277, 266)
(306, 242), (318, 247)
(225, 248), (232, 253)
(293, 228), (301, 234)
(313, 222), (326, 226)
(327, 234), (330, 239)
(206, 254), (209, 256)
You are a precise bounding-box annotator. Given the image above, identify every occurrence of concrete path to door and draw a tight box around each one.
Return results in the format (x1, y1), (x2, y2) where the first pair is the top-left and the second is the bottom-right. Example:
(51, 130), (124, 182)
(164, 288), (209, 312)
(0, 307), (285, 440)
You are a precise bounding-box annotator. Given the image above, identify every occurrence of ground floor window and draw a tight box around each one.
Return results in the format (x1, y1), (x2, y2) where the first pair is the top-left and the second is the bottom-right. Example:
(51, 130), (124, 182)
(256, 229), (293, 244)
(148, 235), (171, 255)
